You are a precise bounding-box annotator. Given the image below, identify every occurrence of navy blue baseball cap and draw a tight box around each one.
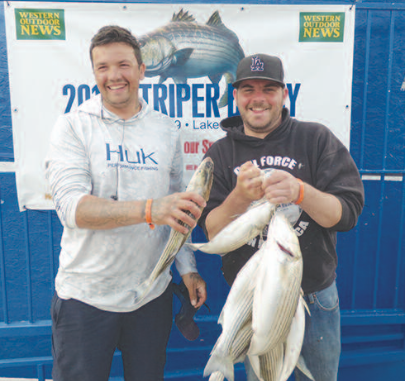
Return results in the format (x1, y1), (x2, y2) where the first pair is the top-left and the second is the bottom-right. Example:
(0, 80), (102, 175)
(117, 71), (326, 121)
(233, 54), (285, 88)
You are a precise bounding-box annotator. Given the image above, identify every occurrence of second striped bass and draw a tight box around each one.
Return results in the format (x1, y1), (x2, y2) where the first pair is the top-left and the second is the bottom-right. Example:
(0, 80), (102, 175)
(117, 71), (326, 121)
(203, 248), (263, 381)
(138, 157), (214, 300)
(249, 212), (303, 356)
(188, 199), (276, 255)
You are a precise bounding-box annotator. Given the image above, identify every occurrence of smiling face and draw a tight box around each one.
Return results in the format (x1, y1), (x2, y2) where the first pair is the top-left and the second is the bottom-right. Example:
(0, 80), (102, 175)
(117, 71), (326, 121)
(234, 79), (288, 139)
(92, 42), (146, 119)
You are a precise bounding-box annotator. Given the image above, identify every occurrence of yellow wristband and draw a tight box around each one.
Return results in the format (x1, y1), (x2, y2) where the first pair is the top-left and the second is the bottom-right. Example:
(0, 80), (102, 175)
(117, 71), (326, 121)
(295, 179), (304, 205)
(145, 199), (155, 230)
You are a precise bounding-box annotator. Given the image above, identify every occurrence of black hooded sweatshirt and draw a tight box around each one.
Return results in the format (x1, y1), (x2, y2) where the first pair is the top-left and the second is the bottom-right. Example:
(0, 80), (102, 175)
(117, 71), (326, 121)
(198, 108), (364, 294)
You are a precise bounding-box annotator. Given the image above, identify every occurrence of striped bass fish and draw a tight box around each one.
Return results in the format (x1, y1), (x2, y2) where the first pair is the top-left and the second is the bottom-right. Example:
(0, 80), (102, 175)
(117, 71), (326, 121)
(205, 211), (312, 381)
(138, 9), (245, 108)
(208, 320), (253, 381)
(188, 199), (276, 255)
(249, 212), (303, 356)
(138, 157), (214, 299)
(203, 249), (264, 381)
(279, 296), (313, 381)
(256, 344), (284, 381)
(248, 296), (313, 381)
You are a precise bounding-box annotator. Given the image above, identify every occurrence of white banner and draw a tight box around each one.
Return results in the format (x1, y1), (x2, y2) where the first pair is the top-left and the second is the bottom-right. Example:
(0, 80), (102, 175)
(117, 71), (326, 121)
(4, 2), (355, 211)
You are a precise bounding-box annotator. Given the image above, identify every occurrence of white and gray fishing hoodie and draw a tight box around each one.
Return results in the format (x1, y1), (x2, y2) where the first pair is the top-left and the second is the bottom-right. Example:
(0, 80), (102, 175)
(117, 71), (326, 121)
(45, 94), (197, 312)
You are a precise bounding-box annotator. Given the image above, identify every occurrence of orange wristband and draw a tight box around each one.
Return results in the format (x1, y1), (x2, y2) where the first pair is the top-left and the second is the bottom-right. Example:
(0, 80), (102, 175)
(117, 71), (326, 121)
(145, 199), (155, 230)
(295, 179), (304, 205)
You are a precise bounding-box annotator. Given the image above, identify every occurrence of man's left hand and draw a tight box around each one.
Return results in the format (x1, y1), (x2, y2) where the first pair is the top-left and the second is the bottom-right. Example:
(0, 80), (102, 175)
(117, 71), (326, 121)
(262, 169), (301, 204)
(181, 272), (207, 309)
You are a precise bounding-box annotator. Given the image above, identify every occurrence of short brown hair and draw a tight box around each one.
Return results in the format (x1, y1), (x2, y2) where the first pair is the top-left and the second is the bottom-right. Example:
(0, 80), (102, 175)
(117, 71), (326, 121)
(89, 25), (143, 66)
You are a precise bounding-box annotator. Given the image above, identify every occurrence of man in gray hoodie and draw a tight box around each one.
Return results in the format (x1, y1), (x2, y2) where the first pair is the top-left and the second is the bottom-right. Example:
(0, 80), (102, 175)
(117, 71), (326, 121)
(46, 25), (207, 381)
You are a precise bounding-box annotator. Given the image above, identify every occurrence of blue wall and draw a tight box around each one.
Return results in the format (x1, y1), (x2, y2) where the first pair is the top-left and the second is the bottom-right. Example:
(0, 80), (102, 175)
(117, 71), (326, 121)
(1, 1), (405, 380)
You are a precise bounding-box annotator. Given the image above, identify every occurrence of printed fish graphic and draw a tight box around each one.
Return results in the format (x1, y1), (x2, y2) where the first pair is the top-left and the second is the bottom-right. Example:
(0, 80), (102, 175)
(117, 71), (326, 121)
(138, 9), (245, 108)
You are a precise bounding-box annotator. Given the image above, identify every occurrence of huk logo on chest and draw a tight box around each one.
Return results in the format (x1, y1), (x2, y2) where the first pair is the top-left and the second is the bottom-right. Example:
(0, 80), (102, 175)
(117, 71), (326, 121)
(106, 144), (158, 165)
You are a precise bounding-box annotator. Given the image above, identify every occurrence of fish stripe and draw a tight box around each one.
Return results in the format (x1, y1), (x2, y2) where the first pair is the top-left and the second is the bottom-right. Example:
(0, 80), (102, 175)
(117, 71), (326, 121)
(259, 343), (284, 381)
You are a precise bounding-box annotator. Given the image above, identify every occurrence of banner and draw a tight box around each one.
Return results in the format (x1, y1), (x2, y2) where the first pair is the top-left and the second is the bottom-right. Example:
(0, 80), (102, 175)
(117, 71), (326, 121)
(4, 2), (355, 210)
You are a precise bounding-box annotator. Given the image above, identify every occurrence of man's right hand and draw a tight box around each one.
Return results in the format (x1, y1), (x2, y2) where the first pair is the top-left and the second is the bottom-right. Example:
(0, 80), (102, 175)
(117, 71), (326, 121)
(204, 161), (264, 239)
(234, 161), (265, 202)
(152, 192), (207, 234)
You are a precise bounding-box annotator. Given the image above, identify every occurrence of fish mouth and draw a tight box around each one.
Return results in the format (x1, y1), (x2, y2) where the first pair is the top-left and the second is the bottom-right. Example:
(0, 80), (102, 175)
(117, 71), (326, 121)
(277, 242), (294, 258)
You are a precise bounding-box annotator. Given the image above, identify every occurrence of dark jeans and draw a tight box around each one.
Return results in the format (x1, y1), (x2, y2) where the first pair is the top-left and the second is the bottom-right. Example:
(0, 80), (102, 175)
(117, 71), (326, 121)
(51, 283), (173, 381)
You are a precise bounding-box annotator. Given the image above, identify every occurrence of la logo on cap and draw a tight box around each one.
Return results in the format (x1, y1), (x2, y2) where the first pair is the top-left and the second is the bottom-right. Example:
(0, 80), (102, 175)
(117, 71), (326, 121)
(251, 56), (264, 72)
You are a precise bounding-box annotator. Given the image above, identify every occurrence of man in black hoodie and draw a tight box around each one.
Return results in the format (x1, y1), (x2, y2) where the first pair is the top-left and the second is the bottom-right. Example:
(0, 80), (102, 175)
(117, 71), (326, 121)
(198, 54), (364, 381)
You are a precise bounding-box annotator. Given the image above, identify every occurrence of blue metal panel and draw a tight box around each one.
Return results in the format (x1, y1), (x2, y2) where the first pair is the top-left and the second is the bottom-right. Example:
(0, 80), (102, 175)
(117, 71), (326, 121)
(0, 1), (405, 381)
(0, 0), (13, 161)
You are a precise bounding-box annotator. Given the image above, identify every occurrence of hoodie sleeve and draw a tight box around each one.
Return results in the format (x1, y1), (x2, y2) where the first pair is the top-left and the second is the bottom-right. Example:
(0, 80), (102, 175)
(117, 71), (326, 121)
(311, 126), (364, 232)
(169, 131), (198, 275)
(45, 114), (91, 229)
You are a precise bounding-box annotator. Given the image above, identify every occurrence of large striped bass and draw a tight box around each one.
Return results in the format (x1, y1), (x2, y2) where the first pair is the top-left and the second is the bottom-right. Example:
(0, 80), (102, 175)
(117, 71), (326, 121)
(139, 9), (245, 108)
(249, 212), (303, 356)
(279, 295), (313, 381)
(203, 248), (264, 381)
(258, 344), (284, 381)
(208, 320), (253, 381)
(138, 157), (214, 300)
(248, 295), (313, 381)
(188, 199), (276, 255)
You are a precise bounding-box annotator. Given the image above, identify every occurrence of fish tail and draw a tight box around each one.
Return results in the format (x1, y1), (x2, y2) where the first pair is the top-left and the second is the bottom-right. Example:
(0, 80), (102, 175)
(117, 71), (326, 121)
(204, 352), (235, 381)
(218, 91), (228, 108)
(186, 242), (202, 251)
(136, 278), (152, 303)
(209, 371), (225, 381)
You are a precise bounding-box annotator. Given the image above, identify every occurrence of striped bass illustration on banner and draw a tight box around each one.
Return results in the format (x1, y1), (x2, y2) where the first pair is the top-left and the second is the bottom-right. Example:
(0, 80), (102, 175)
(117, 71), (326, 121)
(138, 9), (245, 108)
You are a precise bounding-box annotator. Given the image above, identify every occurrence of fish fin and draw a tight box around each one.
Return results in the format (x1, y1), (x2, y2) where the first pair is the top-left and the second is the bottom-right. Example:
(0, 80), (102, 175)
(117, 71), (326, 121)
(301, 296), (311, 316)
(218, 309), (224, 326)
(158, 75), (168, 84)
(185, 242), (221, 255)
(296, 354), (315, 380)
(171, 8), (195, 22)
(185, 242), (203, 251)
(136, 278), (152, 304)
(219, 90), (229, 107)
(209, 74), (223, 84)
(206, 11), (225, 28)
(204, 352), (235, 381)
(218, 72), (234, 108)
(147, 56), (173, 75)
(173, 48), (194, 66)
(247, 354), (265, 381)
(209, 371), (225, 381)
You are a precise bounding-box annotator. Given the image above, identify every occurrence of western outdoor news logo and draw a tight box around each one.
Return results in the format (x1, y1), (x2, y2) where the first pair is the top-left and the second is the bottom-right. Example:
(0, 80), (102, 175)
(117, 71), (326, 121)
(15, 9), (65, 40)
(299, 12), (345, 42)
